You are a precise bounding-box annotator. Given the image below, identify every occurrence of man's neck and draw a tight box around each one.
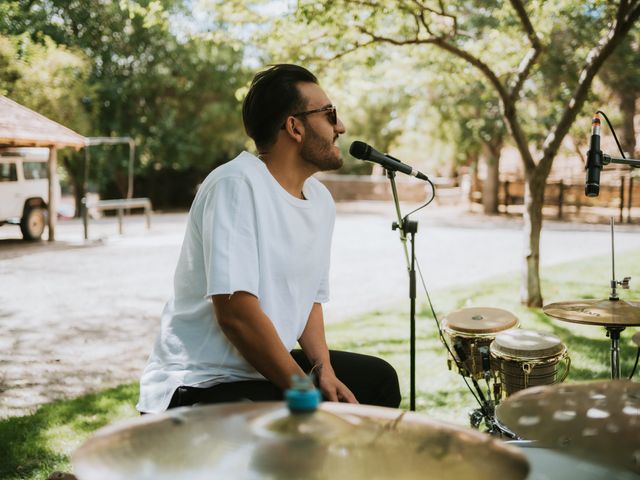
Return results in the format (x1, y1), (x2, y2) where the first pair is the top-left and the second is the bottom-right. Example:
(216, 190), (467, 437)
(259, 150), (316, 199)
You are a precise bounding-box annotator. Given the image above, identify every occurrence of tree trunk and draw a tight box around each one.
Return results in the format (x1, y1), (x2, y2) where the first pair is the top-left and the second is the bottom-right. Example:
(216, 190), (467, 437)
(521, 170), (545, 307)
(72, 178), (85, 218)
(468, 151), (480, 206)
(62, 155), (86, 218)
(620, 90), (637, 156)
(482, 138), (502, 214)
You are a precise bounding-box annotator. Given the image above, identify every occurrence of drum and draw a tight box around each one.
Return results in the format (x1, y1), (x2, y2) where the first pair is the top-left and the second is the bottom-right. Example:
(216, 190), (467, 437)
(442, 307), (518, 379)
(508, 441), (639, 480)
(490, 329), (570, 397)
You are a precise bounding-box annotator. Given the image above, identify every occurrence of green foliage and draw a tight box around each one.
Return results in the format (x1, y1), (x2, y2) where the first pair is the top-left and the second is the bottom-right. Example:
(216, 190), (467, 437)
(1, 0), (250, 207)
(0, 33), (93, 133)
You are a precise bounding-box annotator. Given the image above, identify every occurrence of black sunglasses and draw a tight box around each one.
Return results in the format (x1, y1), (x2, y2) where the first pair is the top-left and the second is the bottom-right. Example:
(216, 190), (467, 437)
(290, 105), (337, 126)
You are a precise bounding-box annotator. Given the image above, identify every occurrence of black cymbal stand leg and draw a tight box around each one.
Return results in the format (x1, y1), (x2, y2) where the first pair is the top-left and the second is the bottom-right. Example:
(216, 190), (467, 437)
(606, 326), (625, 379)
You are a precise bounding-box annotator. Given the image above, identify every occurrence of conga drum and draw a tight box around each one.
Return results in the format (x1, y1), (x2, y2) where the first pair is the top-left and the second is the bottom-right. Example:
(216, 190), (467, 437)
(490, 329), (570, 397)
(442, 307), (518, 379)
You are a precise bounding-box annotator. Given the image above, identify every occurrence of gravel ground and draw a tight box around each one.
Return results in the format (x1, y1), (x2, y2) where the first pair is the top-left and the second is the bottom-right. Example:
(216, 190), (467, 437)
(1, 203), (638, 418)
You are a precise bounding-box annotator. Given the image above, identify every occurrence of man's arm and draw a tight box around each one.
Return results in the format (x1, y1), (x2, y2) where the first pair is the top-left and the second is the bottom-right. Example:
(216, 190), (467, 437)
(298, 303), (358, 403)
(212, 292), (305, 389)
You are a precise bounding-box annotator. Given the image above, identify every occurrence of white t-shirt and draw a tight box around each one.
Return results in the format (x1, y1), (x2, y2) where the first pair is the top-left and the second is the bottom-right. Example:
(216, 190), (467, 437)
(137, 151), (335, 413)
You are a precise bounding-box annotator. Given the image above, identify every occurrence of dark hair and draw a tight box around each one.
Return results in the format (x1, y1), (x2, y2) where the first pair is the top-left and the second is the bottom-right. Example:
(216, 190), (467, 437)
(242, 64), (318, 151)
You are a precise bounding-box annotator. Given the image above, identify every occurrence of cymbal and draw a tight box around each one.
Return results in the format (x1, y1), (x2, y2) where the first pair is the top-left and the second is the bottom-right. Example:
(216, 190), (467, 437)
(73, 402), (529, 480)
(496, 380), (640, 474)
(633, 331), (640, 347)
(443, 307), (518, 334)
(543, 299), (640, 327)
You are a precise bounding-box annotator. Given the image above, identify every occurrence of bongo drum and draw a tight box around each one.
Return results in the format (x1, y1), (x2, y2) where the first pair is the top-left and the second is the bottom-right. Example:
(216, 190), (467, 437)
(490, 329), (570, 397)
(442, 307), (518, 379)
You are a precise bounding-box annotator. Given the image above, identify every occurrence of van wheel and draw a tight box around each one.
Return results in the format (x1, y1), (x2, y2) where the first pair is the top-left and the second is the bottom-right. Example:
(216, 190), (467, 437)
(20, 206), (46, 240)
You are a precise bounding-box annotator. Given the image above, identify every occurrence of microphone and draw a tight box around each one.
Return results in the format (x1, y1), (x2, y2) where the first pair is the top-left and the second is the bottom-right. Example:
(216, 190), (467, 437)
(585, 113), (603, 197)
(349, 141), (429, 181)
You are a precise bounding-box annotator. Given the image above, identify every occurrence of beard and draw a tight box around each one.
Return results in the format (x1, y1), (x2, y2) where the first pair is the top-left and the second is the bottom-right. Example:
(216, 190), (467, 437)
(300, 122), (343, 172)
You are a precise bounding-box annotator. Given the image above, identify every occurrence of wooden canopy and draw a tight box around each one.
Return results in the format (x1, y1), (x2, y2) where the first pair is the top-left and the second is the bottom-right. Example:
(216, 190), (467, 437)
(0, 95), (86, 240)
(0, 96), (86, 149)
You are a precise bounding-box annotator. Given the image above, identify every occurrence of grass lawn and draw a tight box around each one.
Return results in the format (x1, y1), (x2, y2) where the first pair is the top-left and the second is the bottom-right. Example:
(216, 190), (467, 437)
(1, 248), (638, 479)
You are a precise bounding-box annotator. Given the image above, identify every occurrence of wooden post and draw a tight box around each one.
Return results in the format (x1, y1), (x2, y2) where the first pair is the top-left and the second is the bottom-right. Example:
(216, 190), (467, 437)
(619, 176), (625, 224)
(145, 203), (151, 230)
(118, 208), (123, 234)
(503, 180), (510, 213)
(628, 176), (634, 224)
(47, 146), (57, 241)
(557, 180), (564, 220)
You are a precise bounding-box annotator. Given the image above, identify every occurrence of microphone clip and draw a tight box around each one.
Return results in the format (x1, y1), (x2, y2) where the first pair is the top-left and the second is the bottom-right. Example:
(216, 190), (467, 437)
(392, 219), (418, 235)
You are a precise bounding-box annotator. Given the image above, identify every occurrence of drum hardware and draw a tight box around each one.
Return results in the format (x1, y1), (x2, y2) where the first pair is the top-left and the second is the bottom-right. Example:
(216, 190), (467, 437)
(496, 380), (640, 475)
(543, 219), (640, 379)
(73, 401), (530, 480)
(450, 335), (498, 434)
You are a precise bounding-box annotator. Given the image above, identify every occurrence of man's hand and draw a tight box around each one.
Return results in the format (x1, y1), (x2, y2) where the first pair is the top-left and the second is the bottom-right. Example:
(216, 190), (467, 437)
(299, 303), (358, 403)
(315, 363), (358, 404)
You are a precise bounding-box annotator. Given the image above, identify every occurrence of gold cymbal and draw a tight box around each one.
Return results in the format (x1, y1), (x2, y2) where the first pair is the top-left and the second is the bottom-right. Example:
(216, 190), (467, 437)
(496, 380), (640, 474)
(443, 307), (518, 334)
(543, 299), (640, 327)
(73, 402), (529, 480)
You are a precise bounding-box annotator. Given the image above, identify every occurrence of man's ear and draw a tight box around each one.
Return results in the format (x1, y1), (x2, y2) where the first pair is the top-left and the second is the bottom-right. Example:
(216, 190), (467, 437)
(283, 116), (304, 144)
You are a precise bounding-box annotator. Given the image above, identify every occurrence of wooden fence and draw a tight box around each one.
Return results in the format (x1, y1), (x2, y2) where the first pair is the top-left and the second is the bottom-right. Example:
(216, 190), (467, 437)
(483, 176), (639, 223)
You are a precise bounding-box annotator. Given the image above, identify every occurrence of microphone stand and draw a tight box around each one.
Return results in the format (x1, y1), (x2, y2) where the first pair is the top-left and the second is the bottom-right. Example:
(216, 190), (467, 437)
(600, 153), (640, 169)
(386, 168), (506, 429)
(386, 169), (419, 411)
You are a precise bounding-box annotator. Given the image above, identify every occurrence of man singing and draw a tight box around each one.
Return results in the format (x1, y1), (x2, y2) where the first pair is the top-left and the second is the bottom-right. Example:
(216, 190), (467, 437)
(137, 64), (401, 414)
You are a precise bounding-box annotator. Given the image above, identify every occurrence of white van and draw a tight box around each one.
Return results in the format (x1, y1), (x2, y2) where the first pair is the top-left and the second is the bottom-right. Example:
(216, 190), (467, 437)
(0, 148), (60, 240)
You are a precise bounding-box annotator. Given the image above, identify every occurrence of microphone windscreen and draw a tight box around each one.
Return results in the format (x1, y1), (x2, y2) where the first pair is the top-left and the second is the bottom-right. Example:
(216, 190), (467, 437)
(349, 141), (371, 160)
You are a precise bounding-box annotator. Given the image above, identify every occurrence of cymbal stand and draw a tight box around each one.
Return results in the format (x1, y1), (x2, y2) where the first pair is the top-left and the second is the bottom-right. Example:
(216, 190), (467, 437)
(606, 217), (631, 379)
(387, 169), (418, 411)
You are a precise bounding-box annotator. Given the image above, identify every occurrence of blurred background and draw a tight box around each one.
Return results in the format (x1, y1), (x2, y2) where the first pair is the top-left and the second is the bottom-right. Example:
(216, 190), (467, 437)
(0, 0), (637, 214)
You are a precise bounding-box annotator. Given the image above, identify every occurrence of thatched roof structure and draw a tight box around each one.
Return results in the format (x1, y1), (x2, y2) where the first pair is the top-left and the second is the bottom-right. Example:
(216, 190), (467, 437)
(0, 95), (85, 149)
(0, 95), (86, 241)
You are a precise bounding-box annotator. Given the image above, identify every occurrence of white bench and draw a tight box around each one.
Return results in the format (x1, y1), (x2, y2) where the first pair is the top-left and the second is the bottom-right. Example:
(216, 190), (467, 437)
(82, 197), (152, 238)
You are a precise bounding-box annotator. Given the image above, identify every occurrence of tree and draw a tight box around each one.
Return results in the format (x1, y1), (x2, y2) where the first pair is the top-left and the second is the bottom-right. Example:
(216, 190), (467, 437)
(2, 0), (249, 210)
(292, 0), (640, 306)
(599, 31), (640, 157)
(424, 56), (507, 212)
(0, 33), (94, 212)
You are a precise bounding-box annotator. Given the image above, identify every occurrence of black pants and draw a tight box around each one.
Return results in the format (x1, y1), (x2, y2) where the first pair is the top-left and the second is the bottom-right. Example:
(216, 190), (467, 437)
(167, 350), (401, 410)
